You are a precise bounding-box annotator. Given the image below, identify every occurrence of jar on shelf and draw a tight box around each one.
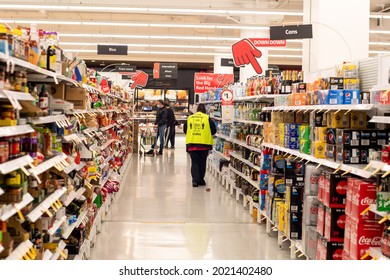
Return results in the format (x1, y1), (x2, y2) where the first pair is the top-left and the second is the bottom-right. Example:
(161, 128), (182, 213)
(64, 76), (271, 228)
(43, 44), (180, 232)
(0, 140), (9, 163)
(12, 28), (24, 59)
(8, 136), (21, 159)
(0, 104), (17, 126)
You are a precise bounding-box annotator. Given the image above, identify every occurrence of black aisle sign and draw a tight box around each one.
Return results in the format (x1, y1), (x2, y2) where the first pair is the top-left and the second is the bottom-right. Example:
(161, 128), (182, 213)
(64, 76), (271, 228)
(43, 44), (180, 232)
(122, 75), (133, 80)
(114, 65), (136, 72)
(270, 24), (313, 40)
(97, 45), (128, 55)
(221, 58), (235, 67)
(157, 63), (178, 79)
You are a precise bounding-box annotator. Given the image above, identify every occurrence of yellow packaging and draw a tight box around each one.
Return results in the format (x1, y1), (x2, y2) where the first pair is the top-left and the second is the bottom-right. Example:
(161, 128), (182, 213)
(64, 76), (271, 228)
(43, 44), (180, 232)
(327, 111), (350, 128)
(311, 142), (326, 158)
(350, 111), (367, 129)
(344, 78), (360, 90)
(341, 64), (358, 78)
(276, 201), (286, 232)
(314, 127), (328, 142)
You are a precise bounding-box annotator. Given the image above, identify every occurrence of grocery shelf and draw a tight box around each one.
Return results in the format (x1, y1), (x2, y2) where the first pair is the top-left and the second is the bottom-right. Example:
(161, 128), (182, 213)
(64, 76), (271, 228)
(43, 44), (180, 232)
(26, 187), (67, 222)
(198, 100), (221, 104)
(63, 187), (86, 207)
(63, 134), (82, 144)
(50, 241), (67, 260)
(0, 90), (36, 101)
(213, 150), (230, 161)
(368, 247), (390, 260)
(369, 160), (390, 172)
(367, 204), (389, 219)
(369, 116), (390, 124)
(64, 160), (85, 174)
(42, 250), (53, 260)
(0, 155), (34, 174)
(82, 83), (101, 94)
(0, 125), (35, 138)
(62, 210), (88, 239)
(215, 133), (263, 154)
(229, 166), (259, 189)
(235, 94), (282, 101)
(28, 153), (68, 176)
(292, 240), (308, 259)
(6, 240), (35, 260)
(262, 104), (374, 112)
(48, 216), (67, 236)
(100, 123), (116, 132)
(101, 139), (118, 150)
(234, 119), (263, 125)
(0, 193), (34, 221)
(261, 142), (373, 179)
(30, 114), (70, 126)
(100, 170), (114, 188)
(229, 151), (261, 171)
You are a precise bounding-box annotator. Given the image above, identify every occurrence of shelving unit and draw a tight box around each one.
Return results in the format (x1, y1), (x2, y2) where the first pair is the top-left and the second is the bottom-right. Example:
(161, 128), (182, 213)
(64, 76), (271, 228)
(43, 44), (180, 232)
(0, 155), (34, 175)
(234, 119), (263, 125)
(62, 210), (88, 239)
(28, 153), (68, 176)
(47, 216), (67, 236)
(215, 133), (263, 154)
(63, 187), (86, 207)
(0, 125), (35, 138)
(229, 166), (259, 189)
(235, 94), (282, 101)
(213, 150), (230, 161)
(369, 116), (390, 124)
(367, 204), (389, 220)
(0, 188), (4, 197)
(0, 193), (34, 221)
(262, 104), (374, 112)
(50, 241), (67, 260)
(0, 89), (36, 101)
(6, 240), (35, 260)
(229, 151), (261, 171)
(198, 100), (221, 104)
(368, 247), (390, 260)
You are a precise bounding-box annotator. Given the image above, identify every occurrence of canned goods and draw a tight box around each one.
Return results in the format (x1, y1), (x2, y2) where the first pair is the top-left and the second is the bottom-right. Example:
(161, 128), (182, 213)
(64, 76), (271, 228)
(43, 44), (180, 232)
(0, 140), (9, 163)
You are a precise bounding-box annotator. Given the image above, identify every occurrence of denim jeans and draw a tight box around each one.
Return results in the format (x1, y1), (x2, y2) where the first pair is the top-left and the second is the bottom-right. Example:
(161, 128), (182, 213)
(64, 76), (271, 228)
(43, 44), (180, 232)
(157, 124), (166, 152)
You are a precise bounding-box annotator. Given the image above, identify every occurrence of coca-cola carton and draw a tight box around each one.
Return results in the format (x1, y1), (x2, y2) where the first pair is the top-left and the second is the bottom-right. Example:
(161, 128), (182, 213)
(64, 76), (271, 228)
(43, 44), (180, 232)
(318, 172), (326, 202)
(303, 196), (319, 226)
(351, 179), (377, 222)
(317, 203), (326, 237)
(346, 178), (360, 216)
(307, 226), (318, 260)
(323, 170), (351, 208)
(344, 216), (352, 255)
(349, 220), (383, 260)
(342, 250), (352, 260)
(324, 206), (346, 242)
(316, 237), (344, 260)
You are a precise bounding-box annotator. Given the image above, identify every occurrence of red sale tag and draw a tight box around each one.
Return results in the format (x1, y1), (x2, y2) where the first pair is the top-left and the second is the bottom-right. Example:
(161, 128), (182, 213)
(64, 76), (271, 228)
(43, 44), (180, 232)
(248, 38), (287, 47)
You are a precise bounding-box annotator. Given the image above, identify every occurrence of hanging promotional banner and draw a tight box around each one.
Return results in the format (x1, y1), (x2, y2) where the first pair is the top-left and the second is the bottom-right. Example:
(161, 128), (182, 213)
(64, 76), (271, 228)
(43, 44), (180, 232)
(221, 89), (234, 124)
(194, 73), (234, 94)
(231, 39), (263, 75)
(248, 38), (287, 47)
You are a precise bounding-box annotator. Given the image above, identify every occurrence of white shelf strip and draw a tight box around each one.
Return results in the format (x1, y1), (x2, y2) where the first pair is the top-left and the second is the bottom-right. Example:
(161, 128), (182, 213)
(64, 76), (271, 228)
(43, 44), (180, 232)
(26, 187), (67, 222)
(0, 90), (36, 101)
(0, 125), (35, 138)
(101, 139), (117, 150)
(213, 150), (230, 161)
(0, 155), (34, 175)
(368, 247), (390, 260)
(63, 134), (82, 144)
(370, 160), (390, 172)
(63, 187), (86, 207)
(0, 193), (34, 221)
(48, 216), (67, 236)
(6, 240), (34, 260)
(76, 161), (86, 171)
(229, 166), (259, 189)
(62, 210), (88, 239)
(234, 119), (264, 125)
(30, 114), (69, 126)
(261, 142), (373, 179)
(235, 94), (282, 101)
(262, 104), (374, 112)
(64, 160), (86, 174)
(198, 100), (221, 104)
(215, 133), (263, 154)
(369, 116), (390, 124)
(293, 240), (308, 259)
(50, 241), (67, 260)
(368, 204), (389, 219)
(100, 123), (116, 132)
(0, 188), (4, 197)
(42, 249), (54, 260)
(229, 151), (261, 171)
(28, 153), (68, 176)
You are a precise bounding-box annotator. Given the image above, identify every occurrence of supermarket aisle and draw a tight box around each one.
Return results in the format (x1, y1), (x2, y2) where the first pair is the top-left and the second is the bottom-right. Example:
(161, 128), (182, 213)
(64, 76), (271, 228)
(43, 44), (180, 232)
(91, 135), (289, 260)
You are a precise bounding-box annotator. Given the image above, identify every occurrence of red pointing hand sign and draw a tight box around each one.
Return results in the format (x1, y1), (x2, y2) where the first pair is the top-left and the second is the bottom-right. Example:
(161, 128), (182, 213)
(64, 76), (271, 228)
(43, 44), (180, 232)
(130, 70), (148, 89)
(231, 38), (263, 74)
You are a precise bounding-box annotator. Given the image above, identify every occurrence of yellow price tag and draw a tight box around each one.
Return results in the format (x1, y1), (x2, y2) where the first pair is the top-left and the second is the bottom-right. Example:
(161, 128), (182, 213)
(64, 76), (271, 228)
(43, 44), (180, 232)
(22, 254), (31, 260)
(51, 203), (58, 211)
(45, 209), (53, 217)
(58, 249), (67, 259)
(378, 215), (389, 224)
(360, 206), (371, 216)
(360, 252), (370, 260)
(56, 199), (63, 208)
(14, 206), (25, 222)
(20, 166), (30, 176)
(25, 249), (34, 260)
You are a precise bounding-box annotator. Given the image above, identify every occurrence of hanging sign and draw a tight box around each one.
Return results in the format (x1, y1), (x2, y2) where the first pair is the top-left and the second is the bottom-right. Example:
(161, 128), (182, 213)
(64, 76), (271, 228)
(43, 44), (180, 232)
(97, 45), (128, 55)
(220, 58), (235, 67)
(114, 65), (136, 72)
(221, 89), (234, 124)
(231, 39), (263, 75)
(194, 73), (234, 94)
(153, 63), (178, 79)
(270, 24), (313, 40)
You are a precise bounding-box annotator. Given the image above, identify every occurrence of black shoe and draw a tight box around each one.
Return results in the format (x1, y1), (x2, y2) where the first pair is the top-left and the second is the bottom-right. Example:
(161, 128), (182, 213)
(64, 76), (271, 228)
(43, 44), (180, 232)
(158, 151), (163, 155)
(192, 182), (198, 187)
(170, 146), (175, 149)
(199, 181), (206, 186)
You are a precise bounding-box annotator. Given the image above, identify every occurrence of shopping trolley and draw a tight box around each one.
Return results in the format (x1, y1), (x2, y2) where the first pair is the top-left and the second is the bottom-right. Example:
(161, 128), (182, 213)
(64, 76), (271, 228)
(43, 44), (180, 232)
(139, 125), (158, 156)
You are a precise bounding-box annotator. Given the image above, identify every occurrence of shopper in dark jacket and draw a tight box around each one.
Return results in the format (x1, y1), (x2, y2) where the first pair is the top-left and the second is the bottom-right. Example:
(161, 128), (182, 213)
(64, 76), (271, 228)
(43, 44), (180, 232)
(164, 102), (176, 149)
(153, 100), (168, 155)
(183, 104), (217, 187)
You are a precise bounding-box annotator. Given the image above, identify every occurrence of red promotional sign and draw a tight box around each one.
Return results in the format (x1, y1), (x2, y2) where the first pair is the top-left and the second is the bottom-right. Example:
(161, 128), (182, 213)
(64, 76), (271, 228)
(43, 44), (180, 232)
(221, 89), (234, 106)
(194, 73), (234, 94)
(153, 63), (160, 79)
(248, 38), (287, 47)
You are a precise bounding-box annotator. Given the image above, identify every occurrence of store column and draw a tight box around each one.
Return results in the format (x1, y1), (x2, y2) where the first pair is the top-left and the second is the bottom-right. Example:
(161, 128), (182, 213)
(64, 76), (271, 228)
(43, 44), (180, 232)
(239, 29), (269, 83)
(302, 0), (370, 79)
(213, 55), (234, 75)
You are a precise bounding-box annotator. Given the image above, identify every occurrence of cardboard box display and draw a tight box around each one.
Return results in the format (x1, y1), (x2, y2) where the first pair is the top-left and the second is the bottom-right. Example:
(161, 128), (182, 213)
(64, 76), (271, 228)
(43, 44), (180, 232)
(286, 186), (304, 213)
(323, 170), (351, 207)
(65, 86), (89, 109)
(327, 111), (350, 128)
(376, 175), (390, 212)
(336, 147), (360, 164)
(316, 238), (344, 260)
(336, 129), (360, 147)
(341, 64), (358, 78)
(349, 220), (383, 260)
(49, 84), (66, 100)
(344, 78), (360, 90)
(300, 140), (311, 155)
(299, 125), (311, 141)
(329, 77), (344, 90)
(314, 127), (327, 142)
(288, 211), (303, 240)
(344, 216), (352, 255)
(324, 206), (346, 242)
(291, 92), (308, 106)
(360, 130), (377, 147)
(325, 144), (336, 161)
(318, 173), (326, 202)
(311, 142), (326, 158)
(307, 226), (318, 260)
(328, 90), (344, 105)
(303, 196), (319, 226)
(317, 90), (329, 104)
(377, 130), (390, 146)
(345, 178), (360, 217)
(326, 128), (336, 145)
(295, 111), (310, 124)
(351, 179), (377, 222)
(284, 136), (300, 150)
(284, 124), (299, 137)
(310, 111), (327, 127)
(344, 89), (361, 105)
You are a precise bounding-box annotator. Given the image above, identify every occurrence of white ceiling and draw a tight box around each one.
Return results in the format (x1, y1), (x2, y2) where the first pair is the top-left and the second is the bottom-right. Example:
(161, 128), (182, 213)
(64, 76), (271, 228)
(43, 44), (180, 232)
(0, 0), (390, 68)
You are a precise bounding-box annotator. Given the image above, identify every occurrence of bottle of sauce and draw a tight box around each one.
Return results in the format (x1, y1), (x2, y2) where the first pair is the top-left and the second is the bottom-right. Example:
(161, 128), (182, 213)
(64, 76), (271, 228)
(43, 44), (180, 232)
(38, 84), (49, 111)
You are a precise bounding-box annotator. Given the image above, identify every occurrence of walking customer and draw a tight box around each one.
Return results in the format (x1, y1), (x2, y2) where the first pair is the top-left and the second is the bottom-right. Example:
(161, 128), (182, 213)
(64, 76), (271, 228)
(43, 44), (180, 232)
(184, 104), (216, 187)
(153, 100), (167, 155)
(164, 102), (177, 149)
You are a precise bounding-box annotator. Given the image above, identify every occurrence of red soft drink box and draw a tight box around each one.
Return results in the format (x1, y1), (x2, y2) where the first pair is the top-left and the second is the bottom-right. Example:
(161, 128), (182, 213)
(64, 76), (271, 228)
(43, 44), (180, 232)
(349, 220), (383, 260)
(351, 179), (377, 222)
(324, 206), (346, 242)
(323, 170), (350, 208)
(342, 250), (352, 260)
(343, 216), (352, 255)
(317, 203), (325, 237)
(316, 237), (344, 260)
(346, 178), (360, 216)
(318, 173), (325, 202)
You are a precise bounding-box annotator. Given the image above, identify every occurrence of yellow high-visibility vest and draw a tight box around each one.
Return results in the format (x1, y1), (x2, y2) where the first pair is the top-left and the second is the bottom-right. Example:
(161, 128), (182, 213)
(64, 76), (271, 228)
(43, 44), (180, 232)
(185, 112), (214, 146)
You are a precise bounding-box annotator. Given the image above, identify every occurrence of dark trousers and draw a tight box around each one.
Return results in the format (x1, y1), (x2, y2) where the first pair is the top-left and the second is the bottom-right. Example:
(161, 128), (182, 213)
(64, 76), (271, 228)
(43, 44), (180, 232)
(165, 124), (176, 147)
(189, 150), (209, 184)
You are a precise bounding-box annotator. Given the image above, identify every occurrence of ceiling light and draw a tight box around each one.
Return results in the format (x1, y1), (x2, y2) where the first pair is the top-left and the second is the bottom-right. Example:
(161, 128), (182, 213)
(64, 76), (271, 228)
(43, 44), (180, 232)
(369, 30), (390, 34)
(369, 42), (390, 46)
(268, 54), (302, 58)
(369, 50), (390, 54)
(370, 13), (390, 19)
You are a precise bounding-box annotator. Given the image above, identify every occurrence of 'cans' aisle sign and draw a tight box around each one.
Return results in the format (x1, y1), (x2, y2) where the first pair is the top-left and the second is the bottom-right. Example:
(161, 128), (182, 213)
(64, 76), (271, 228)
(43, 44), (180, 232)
(221, 89), (234, 124)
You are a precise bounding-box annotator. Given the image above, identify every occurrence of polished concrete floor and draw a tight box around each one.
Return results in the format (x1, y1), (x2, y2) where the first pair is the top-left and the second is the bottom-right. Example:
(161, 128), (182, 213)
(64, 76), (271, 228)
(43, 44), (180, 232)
(90, 136), (290, 260)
